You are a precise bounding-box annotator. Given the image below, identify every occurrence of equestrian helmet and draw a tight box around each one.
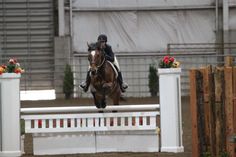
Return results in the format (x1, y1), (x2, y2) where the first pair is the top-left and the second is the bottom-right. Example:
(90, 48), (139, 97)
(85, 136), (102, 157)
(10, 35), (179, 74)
(97, 34), (107, 42)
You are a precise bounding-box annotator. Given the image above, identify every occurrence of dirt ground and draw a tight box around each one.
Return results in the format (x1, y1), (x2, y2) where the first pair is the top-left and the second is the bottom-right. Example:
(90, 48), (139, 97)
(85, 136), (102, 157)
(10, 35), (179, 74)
(21, 97), (192, 157)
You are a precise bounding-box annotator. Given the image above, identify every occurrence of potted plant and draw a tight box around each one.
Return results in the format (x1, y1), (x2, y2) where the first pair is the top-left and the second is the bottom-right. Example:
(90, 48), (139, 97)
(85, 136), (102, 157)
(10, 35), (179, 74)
(0, 58), (24, 75)
(159, 55), (180, 68)
(148, 64), (159, 97)
(63, 64), (74, 99)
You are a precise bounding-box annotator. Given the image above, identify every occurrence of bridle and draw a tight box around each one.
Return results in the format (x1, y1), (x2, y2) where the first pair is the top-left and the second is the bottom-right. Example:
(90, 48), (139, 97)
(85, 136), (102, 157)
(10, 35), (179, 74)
(96, 51), (105, 68)
(89, 49), (106, 75)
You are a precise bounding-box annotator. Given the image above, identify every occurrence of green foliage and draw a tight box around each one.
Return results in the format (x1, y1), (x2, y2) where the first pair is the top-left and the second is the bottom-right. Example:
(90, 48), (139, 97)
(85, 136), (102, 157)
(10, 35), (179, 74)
(7, 63), (16, 72)
(201, 151), (229, 157)
(202, 152), (211, 157)
(220, 151), (229, 157)
(148, 64), (159, 97)
(21, 119), (25, 135)
(63, 64), (74, 99)
(230, 135), (236, 143)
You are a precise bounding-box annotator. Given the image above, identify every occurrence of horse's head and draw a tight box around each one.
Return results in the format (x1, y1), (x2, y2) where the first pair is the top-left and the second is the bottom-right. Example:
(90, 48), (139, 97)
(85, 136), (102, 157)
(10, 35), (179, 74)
(87, 42), (105, 75)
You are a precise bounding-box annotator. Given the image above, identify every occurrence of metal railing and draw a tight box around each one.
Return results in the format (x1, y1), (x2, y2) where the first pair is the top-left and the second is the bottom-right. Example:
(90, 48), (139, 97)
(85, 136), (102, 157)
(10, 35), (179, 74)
(0, 43), (235, 98)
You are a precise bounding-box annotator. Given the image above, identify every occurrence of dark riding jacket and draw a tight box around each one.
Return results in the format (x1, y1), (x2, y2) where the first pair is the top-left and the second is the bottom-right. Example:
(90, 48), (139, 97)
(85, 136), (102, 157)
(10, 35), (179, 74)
(103, 44), (114, 62)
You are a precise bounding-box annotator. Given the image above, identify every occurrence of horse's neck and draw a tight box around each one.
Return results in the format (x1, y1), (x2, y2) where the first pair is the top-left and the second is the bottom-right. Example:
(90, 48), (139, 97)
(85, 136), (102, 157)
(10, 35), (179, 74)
(97, 62), (114, 80)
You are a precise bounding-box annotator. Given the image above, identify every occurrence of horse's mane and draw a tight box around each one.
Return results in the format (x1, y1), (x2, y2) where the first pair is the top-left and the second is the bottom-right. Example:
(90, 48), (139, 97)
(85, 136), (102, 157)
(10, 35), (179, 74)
(88, 42), (101, 51)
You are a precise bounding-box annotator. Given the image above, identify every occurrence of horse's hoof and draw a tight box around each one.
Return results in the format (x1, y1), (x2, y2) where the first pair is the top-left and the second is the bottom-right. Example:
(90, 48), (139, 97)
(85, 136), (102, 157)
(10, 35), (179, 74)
(95, 103), (100, 109)
(101, 102), (106, 108)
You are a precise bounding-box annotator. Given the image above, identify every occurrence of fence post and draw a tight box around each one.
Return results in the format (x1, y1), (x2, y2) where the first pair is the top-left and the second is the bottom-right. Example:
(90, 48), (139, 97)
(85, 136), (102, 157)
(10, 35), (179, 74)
(214, 67), (226, 156)
(158, 68), (184, 152)
(189, 69), (200, 157)
(0, 73), (21, 157)
(224, 67), (235, 157)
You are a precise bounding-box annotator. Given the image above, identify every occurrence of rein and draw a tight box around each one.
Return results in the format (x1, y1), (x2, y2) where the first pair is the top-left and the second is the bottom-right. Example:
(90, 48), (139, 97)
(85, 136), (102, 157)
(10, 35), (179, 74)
(96, 56), (105, 69)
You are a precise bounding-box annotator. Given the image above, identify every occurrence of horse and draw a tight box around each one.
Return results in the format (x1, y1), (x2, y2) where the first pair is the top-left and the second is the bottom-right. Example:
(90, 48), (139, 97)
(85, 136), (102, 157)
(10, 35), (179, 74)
(87, 42), (121, 109)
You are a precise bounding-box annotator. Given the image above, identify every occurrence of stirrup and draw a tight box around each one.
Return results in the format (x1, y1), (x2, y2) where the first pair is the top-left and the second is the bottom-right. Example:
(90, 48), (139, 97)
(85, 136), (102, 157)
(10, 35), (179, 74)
(120, 82), (128, 93)
(79, 82), (89, 92)
(79, 81), (86, 89)
(122, 82), (128, 89)
(121, 87), (126, 93)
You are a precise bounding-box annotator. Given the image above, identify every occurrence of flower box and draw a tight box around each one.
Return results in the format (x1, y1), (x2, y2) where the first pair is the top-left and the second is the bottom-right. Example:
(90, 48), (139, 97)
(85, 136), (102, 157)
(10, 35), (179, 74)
(0, 73), (21, 78)
(158, 68), (181, 75)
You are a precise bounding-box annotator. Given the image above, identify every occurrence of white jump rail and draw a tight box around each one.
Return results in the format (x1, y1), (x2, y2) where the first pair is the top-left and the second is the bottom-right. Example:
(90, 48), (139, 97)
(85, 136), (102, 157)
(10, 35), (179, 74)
(21, 104), (160, 113)
(21, 104), (160, 133)
(21, 104), (160, 155)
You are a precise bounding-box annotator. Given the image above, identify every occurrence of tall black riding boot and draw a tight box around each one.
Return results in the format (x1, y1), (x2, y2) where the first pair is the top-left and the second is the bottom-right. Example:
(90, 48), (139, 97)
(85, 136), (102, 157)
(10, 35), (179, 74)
(79, 71), (91, 92)
(117, 72), (128, 92)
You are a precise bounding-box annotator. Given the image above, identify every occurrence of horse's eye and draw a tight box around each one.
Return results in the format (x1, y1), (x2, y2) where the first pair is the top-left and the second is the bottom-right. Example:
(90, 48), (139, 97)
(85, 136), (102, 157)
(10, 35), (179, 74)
(88, 55), (91, 61)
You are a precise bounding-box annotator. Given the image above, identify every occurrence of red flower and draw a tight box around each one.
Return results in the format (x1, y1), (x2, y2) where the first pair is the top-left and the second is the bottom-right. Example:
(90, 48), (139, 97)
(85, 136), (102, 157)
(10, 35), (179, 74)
(1, 65), (6, 69)
(163, 56), (169, 60)
(169, 57), (174, 62)
(164, 59), (169, 64)
(14, 68), (21, 74)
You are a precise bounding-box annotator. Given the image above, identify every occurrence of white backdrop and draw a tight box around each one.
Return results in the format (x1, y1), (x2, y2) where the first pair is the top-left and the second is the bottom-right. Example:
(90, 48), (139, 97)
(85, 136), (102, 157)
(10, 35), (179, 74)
(72, 0), (216, 53)
(73, 0), (214, 8)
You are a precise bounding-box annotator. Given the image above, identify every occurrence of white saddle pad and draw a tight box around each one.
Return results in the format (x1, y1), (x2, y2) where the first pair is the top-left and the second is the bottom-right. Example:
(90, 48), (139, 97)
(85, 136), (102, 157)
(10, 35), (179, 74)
(107, 61), (118, 78)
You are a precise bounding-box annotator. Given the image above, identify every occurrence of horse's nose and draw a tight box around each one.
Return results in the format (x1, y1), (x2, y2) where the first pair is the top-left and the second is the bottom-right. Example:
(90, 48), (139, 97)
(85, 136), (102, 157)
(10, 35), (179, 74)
(91, 69), (97, 75)
(91, 70), (96, 75)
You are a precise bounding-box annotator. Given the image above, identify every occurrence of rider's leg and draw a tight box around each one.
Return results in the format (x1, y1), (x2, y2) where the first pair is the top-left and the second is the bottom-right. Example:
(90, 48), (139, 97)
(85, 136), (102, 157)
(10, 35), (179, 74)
(117, 71), (128, 92)
(113, 56), (128, 92)
(79, 70), (91, 92)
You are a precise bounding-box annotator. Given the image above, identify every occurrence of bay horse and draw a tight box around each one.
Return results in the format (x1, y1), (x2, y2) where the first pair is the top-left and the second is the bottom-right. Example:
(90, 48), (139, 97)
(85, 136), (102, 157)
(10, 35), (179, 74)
(87, 42), (121, 109)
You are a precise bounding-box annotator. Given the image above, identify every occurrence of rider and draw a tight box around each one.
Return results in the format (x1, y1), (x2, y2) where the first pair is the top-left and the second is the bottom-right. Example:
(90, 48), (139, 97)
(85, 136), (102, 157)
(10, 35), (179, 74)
(80, 34), (128, 93)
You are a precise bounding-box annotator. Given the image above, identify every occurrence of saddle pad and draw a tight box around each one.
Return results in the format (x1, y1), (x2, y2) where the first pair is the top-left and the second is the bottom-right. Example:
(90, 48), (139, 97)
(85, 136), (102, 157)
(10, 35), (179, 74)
(107, 61), (118, 78)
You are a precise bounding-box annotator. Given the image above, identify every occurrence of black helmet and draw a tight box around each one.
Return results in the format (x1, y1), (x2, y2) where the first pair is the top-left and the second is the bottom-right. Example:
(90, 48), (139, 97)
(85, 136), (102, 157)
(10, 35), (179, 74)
(97, 34), (107, 42)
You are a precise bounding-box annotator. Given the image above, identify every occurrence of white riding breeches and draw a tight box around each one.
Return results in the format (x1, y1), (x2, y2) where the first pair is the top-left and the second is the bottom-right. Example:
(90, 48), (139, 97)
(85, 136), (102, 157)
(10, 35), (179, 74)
(113, 56), (120, 71)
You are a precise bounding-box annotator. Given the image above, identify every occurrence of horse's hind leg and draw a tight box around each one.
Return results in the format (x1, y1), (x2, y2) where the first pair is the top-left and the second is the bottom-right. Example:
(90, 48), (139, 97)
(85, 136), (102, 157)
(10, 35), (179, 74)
(113, 93), (120, 106)
(112, 94), (120, 112)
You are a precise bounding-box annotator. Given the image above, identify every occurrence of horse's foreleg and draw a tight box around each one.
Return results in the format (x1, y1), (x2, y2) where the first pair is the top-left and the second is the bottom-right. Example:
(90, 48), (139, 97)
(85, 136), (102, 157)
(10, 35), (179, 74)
(101, 88), (107, 109)
(100, 82), (112, 109)
(92, 92), (100, 109)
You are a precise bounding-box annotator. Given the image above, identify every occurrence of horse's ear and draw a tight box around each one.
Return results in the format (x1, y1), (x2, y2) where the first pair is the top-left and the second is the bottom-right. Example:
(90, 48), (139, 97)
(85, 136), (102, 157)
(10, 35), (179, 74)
(87, 42), (90, 48)
(87, 42), (91, 51)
